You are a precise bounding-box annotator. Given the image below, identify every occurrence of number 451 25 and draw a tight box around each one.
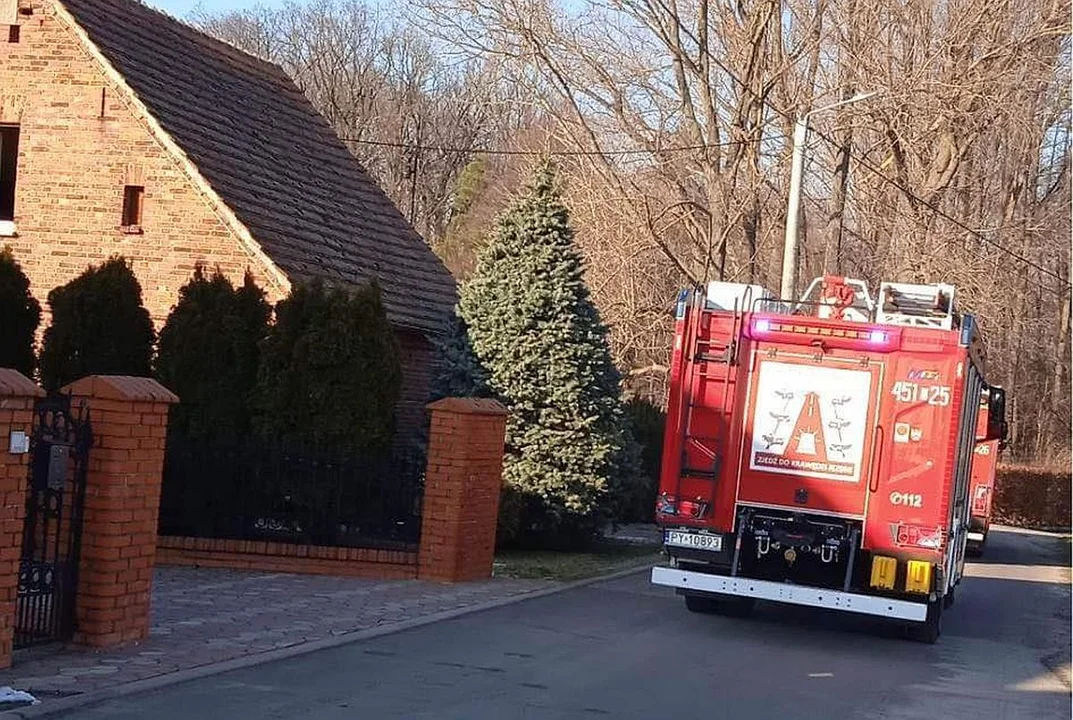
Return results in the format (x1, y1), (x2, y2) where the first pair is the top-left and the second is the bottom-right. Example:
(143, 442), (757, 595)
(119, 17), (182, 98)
(891, 381), (951, 406)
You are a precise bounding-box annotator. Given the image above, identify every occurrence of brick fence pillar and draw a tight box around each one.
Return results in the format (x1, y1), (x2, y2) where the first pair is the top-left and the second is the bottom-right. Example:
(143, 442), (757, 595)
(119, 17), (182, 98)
(0, 370), (43, 668)
(62, 376), (177, 648)
(418, 398), (508, 582)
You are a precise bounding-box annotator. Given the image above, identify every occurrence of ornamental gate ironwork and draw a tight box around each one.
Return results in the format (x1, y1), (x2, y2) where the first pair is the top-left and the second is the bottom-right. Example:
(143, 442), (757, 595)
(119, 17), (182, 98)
(15, 394), (91, 649)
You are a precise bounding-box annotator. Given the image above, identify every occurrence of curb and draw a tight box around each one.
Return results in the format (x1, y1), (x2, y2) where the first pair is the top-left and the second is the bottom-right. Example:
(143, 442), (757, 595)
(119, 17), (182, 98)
(1, 562), (654, 719)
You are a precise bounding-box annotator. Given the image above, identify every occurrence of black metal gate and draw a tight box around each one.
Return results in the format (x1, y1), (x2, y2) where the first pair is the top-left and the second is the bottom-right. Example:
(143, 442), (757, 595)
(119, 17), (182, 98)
(15, 395), (91, 649)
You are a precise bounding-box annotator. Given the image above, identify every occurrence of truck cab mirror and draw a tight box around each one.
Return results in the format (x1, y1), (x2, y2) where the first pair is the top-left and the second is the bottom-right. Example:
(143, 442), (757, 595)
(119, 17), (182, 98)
(987, 387), (1007, 443)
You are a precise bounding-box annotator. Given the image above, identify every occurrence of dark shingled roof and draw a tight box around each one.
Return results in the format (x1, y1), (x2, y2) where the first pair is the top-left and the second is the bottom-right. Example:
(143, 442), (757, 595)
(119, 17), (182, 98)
(60, 0), (456, 336)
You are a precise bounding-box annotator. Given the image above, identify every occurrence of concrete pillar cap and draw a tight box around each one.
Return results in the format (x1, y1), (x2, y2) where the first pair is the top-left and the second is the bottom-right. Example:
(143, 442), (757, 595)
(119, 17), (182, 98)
(0, 368), (44, 398)
(62, 375), (178, 404)
(426, 397), (506, 416)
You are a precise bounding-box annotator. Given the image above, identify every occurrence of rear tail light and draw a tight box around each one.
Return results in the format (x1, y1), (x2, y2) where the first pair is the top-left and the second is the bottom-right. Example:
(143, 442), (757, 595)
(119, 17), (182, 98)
(972, 486), (990, 515)
(656, 493), (677, 516)
(655, 493), (709, 519)
(677, 499), (709, 519)
(896, 523), (944, 550)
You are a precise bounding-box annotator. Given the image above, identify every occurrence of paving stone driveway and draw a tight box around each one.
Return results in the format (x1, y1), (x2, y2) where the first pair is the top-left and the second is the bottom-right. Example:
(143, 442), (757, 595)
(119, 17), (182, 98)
(0, 567), (555, 701)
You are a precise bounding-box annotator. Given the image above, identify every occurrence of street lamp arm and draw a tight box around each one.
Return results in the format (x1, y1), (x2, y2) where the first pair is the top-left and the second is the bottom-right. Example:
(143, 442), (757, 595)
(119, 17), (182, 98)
(780, 89), (882, 301)
(804, 90), (883, 122)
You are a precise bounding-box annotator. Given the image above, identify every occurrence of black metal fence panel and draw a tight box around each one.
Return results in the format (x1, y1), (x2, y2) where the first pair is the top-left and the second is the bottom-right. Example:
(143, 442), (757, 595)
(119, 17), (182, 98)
(16, 394), (91, 649)
(159, 436), (424, 551)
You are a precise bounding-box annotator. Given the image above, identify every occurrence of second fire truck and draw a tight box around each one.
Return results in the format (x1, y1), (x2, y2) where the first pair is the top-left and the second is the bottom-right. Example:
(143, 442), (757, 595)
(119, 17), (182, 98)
(968, 386), (1006, 556)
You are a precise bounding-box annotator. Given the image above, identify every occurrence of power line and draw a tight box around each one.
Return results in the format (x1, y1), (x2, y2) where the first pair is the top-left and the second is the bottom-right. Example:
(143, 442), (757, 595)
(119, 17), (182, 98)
(643, 0), (1070, 290)
(833, 141), (1071, 289)
(337, 135), (783, 157)
(799, 133), (1069, 290)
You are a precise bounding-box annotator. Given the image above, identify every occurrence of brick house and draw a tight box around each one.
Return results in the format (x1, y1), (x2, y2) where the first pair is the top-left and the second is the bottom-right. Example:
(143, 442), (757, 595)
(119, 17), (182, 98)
(0, 0), (456, 435)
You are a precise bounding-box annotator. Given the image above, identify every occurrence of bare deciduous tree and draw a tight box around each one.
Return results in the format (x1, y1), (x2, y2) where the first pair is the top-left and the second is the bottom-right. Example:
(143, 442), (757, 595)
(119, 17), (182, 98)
(198, 0), (1070, 464)
(196, 0), (513, 243)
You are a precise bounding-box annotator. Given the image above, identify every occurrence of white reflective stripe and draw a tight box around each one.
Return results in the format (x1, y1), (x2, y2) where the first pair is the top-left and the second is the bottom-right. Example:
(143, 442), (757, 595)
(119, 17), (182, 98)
(651, 566), (928, 622)
(967, 532), (985, 542)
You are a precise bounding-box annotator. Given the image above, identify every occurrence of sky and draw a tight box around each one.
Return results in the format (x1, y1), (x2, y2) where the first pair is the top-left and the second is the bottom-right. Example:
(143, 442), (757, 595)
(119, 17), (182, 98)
(148, 0), (289, 19)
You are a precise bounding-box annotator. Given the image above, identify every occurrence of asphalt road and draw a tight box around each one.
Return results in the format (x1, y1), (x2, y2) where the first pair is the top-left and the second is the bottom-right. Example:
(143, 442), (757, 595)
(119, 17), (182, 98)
(59, 527), (1071, 720)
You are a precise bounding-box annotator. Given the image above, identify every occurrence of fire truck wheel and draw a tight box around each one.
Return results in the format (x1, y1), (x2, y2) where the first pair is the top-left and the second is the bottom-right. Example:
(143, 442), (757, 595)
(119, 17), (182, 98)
(943, 585), (956, 609)
(684, 594), (720, 613)
(965, 542), (983, 559)
(719, 597), (756, 618)
(907, 599), (943, 644)
(684, 594), (755, 617)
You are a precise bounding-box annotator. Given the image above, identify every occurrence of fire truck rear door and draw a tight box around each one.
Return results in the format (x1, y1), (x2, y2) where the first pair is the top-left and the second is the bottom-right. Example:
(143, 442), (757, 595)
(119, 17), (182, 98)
(735, 350), (884, 518)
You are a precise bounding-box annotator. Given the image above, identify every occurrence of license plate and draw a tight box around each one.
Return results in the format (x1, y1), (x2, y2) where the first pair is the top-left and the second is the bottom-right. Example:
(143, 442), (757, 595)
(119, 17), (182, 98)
(665, 530), (723, 552)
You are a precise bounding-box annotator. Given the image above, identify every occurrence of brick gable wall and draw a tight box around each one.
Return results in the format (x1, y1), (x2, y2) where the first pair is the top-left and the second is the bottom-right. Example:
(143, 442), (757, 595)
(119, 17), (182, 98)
(0, 2), (435, 440)
(0, 1), (287, 323)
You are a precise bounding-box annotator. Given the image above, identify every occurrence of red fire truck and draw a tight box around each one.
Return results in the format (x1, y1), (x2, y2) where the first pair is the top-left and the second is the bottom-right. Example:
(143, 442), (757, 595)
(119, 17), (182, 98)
(651, 276), (1008, 643)
(967, 386), (1006, 556)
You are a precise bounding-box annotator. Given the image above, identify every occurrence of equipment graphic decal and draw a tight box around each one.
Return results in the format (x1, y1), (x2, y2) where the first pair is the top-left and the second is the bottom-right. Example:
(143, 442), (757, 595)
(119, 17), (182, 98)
(750, 361), (873, 482)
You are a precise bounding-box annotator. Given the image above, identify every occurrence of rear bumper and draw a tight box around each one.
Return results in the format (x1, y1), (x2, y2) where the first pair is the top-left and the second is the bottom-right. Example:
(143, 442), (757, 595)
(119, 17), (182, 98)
(967, 531), (986, 543)
(651, 566), (928, 622)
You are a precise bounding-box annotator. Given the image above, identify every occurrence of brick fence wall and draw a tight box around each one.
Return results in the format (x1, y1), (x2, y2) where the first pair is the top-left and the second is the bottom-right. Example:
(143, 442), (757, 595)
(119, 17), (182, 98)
(418, 398), (508, 582)
(156, 538), (417, 579)
(157, 397), (509, 583)
(0, 371), (184, 655)
(0, 373), (508, 664)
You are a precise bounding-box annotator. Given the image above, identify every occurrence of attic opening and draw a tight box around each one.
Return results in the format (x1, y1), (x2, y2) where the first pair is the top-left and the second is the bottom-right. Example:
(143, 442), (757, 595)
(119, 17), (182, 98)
(0, 125), (20, 224)
(121, 185), (144, 231)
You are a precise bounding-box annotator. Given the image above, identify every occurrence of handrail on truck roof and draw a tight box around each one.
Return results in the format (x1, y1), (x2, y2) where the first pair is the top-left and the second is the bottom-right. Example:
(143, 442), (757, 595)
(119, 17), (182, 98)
(704, 275), (962, 331)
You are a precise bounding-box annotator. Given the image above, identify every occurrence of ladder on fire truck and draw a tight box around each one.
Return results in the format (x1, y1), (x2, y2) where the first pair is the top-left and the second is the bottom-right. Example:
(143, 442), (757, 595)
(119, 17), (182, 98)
(876, 281), (959, 330)
(671, 285), (753, 507)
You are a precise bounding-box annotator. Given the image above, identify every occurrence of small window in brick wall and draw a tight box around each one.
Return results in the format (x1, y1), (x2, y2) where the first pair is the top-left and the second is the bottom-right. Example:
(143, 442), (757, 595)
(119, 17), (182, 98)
(0, 125), (20, 224)
(121, 185), (144, 232)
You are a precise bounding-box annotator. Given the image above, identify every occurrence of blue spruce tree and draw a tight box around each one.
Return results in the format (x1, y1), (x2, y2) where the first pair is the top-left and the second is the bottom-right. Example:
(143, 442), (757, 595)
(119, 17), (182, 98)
(430, 311), (489, 402)
(460, 160), (633, 547)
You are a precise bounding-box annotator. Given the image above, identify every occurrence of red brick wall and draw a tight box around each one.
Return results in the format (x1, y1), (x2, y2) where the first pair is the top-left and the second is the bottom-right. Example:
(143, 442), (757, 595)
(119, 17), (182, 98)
(418, 398), (507, 582)
(0, 370), (42, 668)
(65, 375), (176, 648)
(156, 537), (417, 580)
(0, 2), (288, 325)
